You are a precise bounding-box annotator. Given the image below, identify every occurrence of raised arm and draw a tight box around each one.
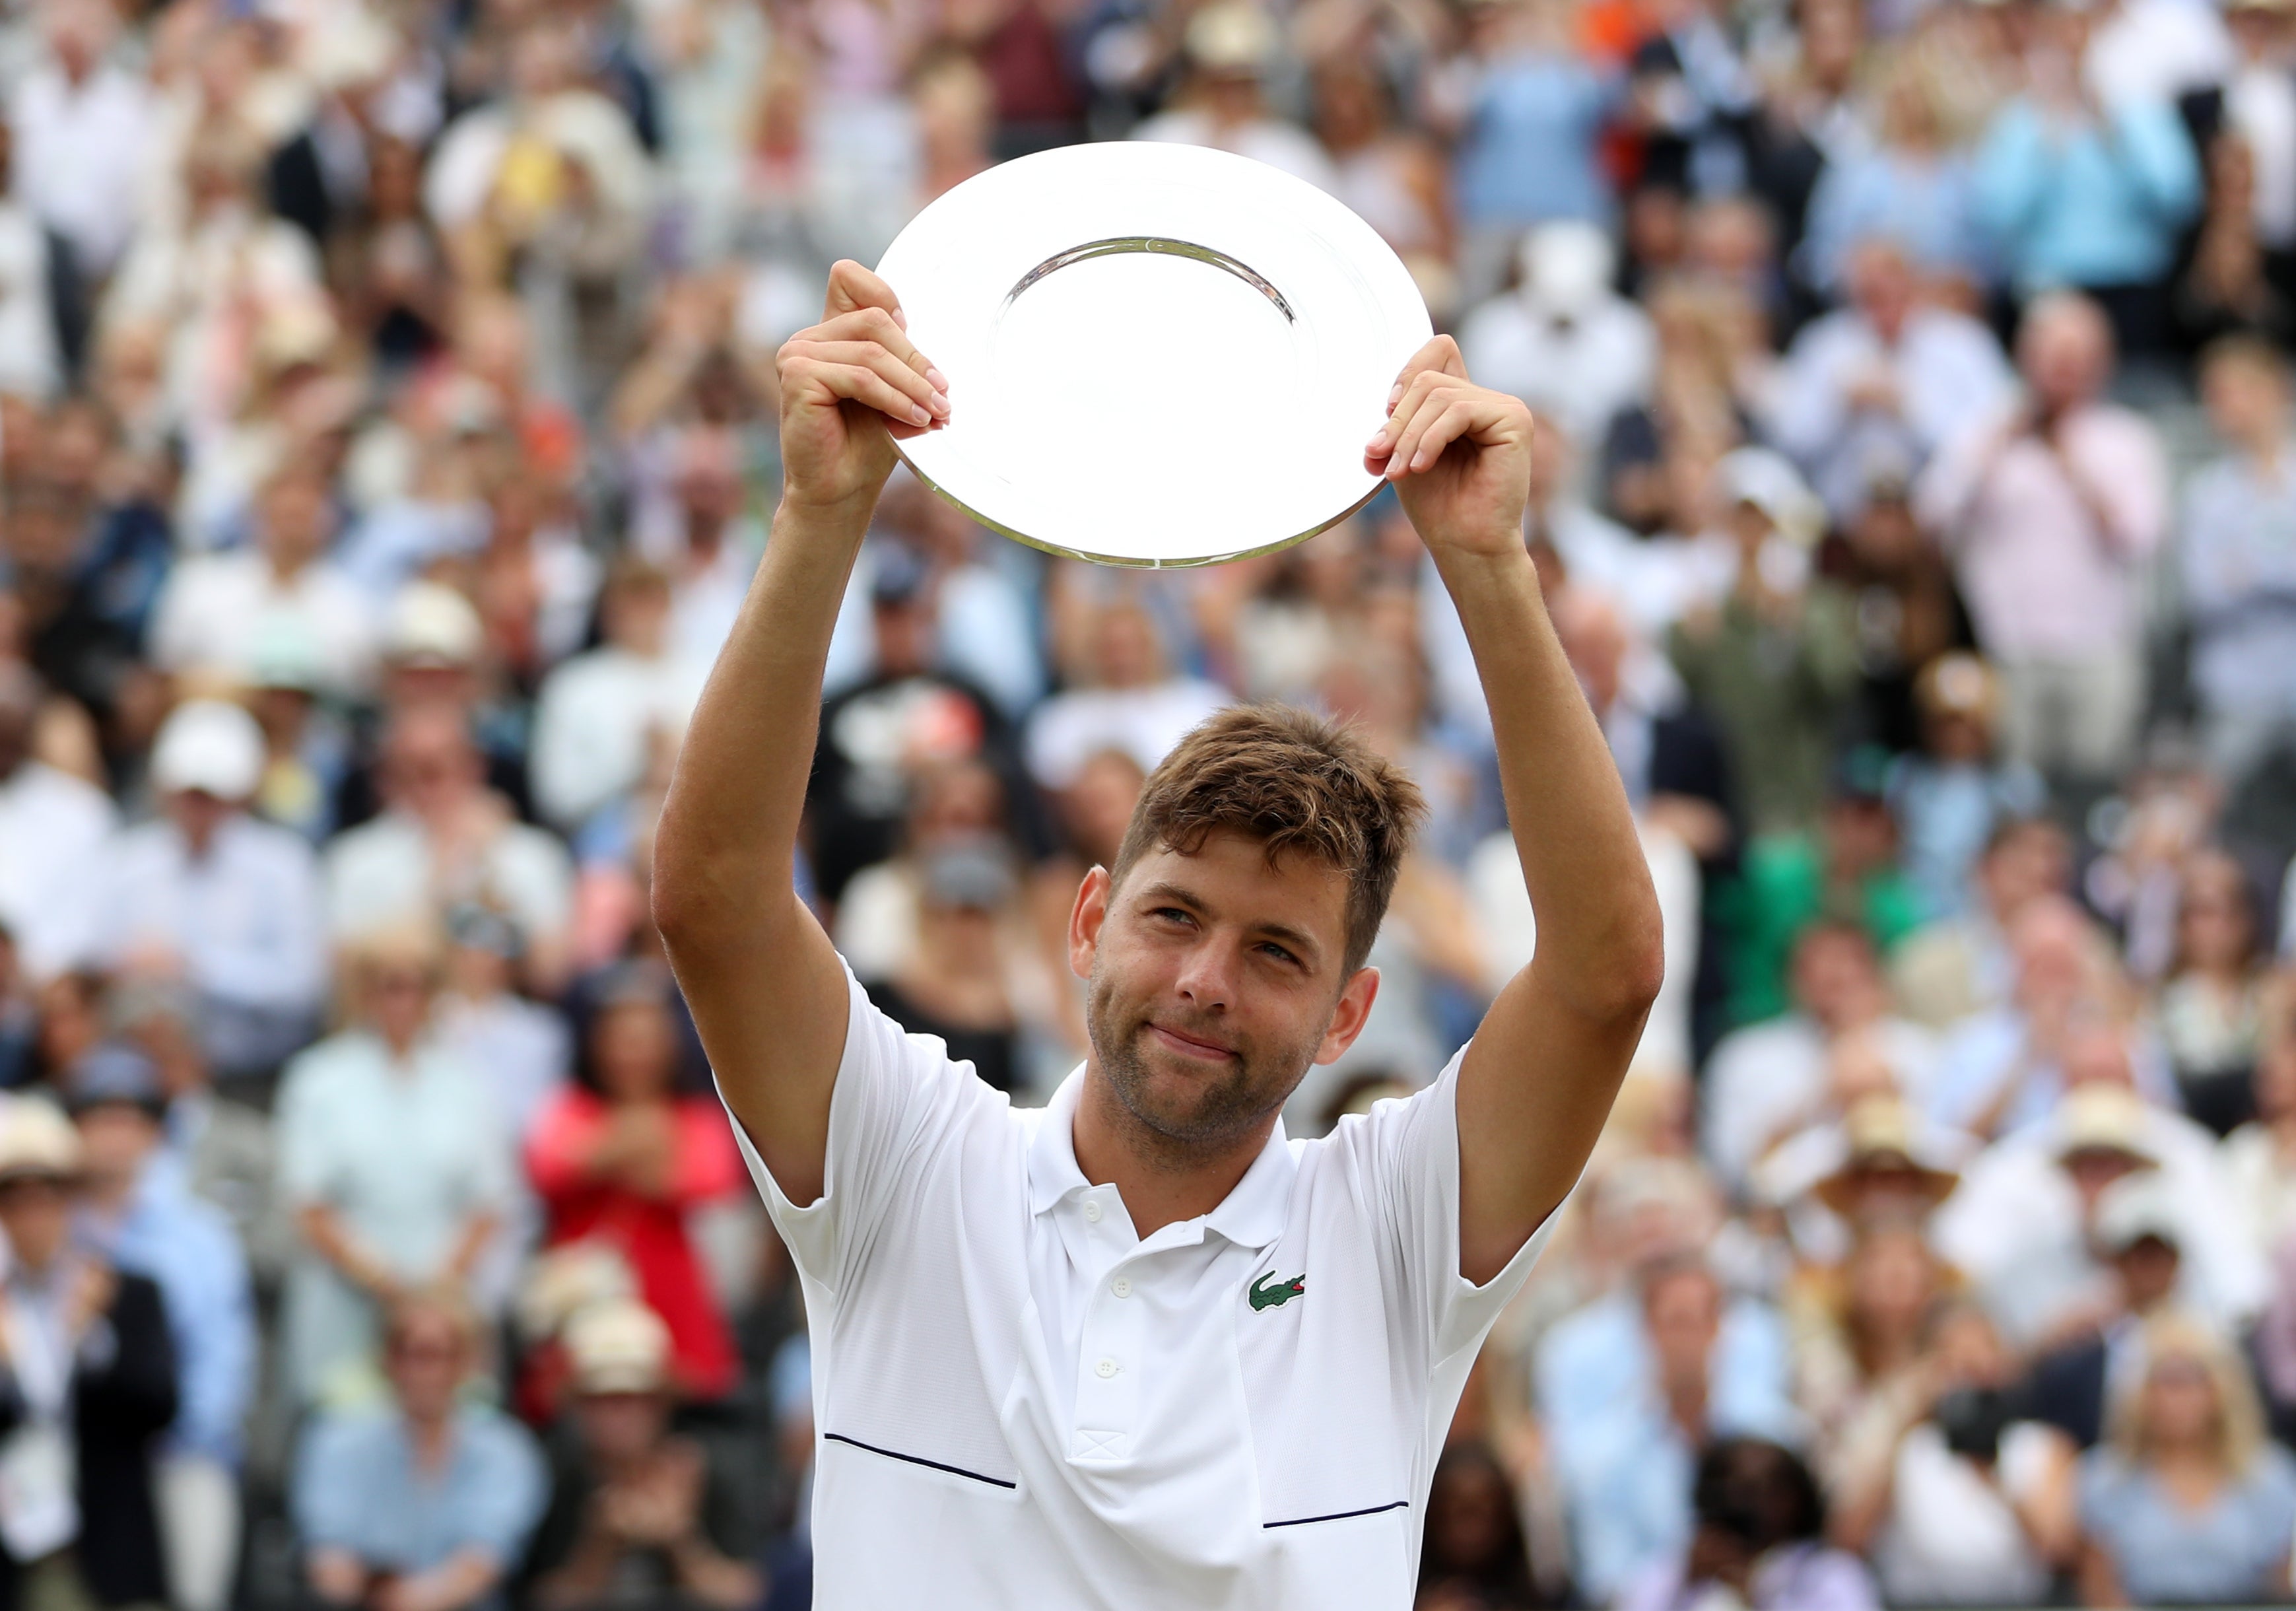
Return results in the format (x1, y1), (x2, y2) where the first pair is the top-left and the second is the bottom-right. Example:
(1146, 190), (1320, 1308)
(1368, 336), (1664, 1285)
(651, 261), (951, 1206)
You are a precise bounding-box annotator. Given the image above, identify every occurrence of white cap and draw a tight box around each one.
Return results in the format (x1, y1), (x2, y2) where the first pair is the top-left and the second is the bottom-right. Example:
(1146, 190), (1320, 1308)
(151, 700), (265, 800)
(563, 1299), (672, 1394)
(385, 582), (483, 668)
(2095, 1173), (2183, 1254)
(0, 1097), (81, 1182)
(1520, 221), (1617, 318)
(1715, 447), (1825, 547)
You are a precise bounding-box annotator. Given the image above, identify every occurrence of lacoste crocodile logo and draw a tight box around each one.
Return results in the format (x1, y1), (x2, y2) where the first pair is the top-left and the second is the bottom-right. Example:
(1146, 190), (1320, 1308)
(1248, 1272), (1305, 1311)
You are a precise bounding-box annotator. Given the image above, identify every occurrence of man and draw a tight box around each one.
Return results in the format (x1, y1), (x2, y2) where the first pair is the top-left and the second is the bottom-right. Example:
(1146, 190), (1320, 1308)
(2178, 335), (2296, 786)
(96, 699), (326, 1082)
(0, 664), (112, 980)
(1890, 814), (2072, 1029)
(0, 1096), (177, 1611)
(294, 1288), (546, 1611)
(67, 1043), (254, 1611)
(2023, 1173), (2190, 1447)
(530, 558), (704, 833)
(521, 1299), (762, 1610)
(652, 261), (1664, 1603)
(1914, 292), (2169, 784)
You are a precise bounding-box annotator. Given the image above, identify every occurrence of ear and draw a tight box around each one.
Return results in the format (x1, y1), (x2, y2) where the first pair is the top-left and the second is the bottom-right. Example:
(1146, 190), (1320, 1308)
(1312, 966), (1382, 1066)
(1067, 866), (1112, 982)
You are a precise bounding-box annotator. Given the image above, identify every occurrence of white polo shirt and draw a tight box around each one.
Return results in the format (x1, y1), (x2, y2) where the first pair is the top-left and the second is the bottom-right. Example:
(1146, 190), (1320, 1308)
(731, 970), (1560, 1608)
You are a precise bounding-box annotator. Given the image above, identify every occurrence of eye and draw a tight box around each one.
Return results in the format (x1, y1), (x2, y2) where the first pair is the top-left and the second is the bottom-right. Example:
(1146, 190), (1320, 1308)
(1151, 907), (1194, 926)
(1258, 942), (1300, 967)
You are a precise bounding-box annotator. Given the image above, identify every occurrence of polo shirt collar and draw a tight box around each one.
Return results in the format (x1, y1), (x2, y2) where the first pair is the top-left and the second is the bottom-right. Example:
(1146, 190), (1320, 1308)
(1027, 1066), (1295, 1250)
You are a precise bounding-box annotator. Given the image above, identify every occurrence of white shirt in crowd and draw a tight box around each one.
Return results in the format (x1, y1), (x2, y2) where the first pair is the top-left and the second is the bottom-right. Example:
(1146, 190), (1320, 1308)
(1458, 288), (1657, 462)
(323, 811), (574, 948)
(0, 760), (114, 978)
(95, 813), (327, 1021)
(9, 56), (154, 278)
(737, 969), (1558, 1608)
(1025, 678), (1232, 792)
(0, 203), (59, 401)
(150, 554), (377, 701)
(1701, 1013), (1940, 1195)
(1872, 1420), (2059, 1607)
(1131, 112), (1340, 196)
(529, 646), (707, 831)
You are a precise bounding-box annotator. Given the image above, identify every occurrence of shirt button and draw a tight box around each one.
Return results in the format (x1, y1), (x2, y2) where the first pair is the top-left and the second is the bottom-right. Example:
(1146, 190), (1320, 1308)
(1083, 1200), (1102, 1224)
(1095, 1357), (1119, 1379)
(1112, 1277), (1132, 1298)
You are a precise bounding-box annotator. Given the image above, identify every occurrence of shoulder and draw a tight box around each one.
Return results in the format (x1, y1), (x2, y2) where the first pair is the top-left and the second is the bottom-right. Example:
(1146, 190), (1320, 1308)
(459, 1404), (545, 1466)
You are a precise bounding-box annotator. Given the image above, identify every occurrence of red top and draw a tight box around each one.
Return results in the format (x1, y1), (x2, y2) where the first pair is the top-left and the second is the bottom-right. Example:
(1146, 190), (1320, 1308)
(525, 1090), (744, 1400)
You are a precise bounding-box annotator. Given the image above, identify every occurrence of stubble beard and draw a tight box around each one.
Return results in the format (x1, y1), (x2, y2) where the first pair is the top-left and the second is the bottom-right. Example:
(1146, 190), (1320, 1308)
(1084, 960), (1317, 1163)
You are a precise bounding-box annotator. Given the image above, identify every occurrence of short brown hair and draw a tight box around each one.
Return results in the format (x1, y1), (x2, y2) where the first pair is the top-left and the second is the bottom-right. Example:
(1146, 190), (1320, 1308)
(1108, 704), (1425, 975)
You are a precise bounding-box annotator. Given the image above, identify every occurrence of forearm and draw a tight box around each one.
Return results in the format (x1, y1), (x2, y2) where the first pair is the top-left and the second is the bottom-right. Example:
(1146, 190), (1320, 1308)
(1435, 547), (1662, 1018)
(654, 496), (870, 930)
(667, 1532), (763, 1608)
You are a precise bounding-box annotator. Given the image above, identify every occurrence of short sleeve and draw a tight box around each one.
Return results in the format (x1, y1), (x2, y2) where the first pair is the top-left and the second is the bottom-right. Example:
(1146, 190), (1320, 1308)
(450, 1414), (548, 1564)
(722, 966), (996, 1297)
(1359, 1044), (1569, 1362)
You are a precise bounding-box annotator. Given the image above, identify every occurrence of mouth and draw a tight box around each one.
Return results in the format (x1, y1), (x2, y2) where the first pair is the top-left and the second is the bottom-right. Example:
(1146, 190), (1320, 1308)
(1145, 1022), (1238, 1063)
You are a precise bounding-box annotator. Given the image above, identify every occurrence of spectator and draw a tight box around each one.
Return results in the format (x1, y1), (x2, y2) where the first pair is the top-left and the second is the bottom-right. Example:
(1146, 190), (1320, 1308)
(0, 1096), (177, 1611)
(149, 463), (376, 699)
(1797, 61), (1991, 300)
(1023, 593), (1230, 793)
(2221, 1015), (2296, 1267)
(531, 557), (704, 833)
(1415, 1440), (1555, 1610)
(526, 964), (743, 1402)
(1131, 4), (1339, 193)
(277, 927), (514, 1406)
(1915, 294), (2171, 786)
(1615, 1437), (1878, 1611)
(294, 1287), (548, 1611)
(0, 666), (114, 980)
(8, 0), (154, 286)
(861, 840), (1043, 1095)
(1461, 223), (1657, 461)
(1668, 448), (1860, 840)
(325, 704), (576, 993)
(1831, 1299), (2079, 1606)
(65, 1043), (255, 1611)
(1769, 238), (2014, 524)
(522, 1299), (762, 1609)
(2179, 335), (2296, 786)
(2024, 1172), (2194, 1449)
(1551, 1258), (1804, 1600)
(434, 903), (574, 1144)
(2076, 1315), (2296, 1605)
(96, 698), (327, 1083)
(2155, 848), (2270, 1134)
(1971, 0), (2200, 351)
(1891, 815), (2072, 1029)
(1886, 654), (2049, 924)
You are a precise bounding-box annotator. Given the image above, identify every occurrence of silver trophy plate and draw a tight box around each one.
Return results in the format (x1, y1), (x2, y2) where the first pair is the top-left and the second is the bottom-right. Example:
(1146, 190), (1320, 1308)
(876, 142), (1433, 568)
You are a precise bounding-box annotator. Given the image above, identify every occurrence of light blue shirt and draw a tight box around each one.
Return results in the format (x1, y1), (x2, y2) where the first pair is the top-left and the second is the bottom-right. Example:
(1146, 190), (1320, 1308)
(1539, 1290), (1806, 1600)
(2180, 444), (2296, 720)
(1887, 756), (2046, 921)
(2079, 1445), (2296, 1606)
(1452, 53), (1619, 228)
(79, 1162), (253, 1467)
(1974, 97), (2200, 291)
(1798, 148), (1992, 293)
(292, 1404), (545, 1606)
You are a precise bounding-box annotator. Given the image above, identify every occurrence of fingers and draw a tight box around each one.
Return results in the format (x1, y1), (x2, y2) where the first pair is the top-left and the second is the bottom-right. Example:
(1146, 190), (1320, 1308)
(782, 338), (948, 421)
(1384, 333), (1467, 412)
(825, 259), (906, 331)
(1367, 371), (1532, 480)
(783, 355), (939, 428)
(798, 304), (950, 395)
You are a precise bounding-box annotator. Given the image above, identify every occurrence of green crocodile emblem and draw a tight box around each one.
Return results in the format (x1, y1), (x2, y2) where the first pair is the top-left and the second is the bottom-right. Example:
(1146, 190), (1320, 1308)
(1248, 1272), (1306, 1311)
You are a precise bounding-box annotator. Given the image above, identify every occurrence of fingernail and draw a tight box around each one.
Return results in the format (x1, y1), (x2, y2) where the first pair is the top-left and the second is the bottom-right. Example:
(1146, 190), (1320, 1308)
(1365, 428), (1388, 451)
(893, 308), (909, 329)
(930, 390), (950, 415)
(1388, 383), (1403, 407)
(910, 404), (930, 425)
(926, 366), (949, 390)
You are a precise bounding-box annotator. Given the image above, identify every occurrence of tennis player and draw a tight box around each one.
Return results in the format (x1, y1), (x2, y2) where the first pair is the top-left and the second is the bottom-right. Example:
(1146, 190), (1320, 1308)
(654, 259), (1664, 1606)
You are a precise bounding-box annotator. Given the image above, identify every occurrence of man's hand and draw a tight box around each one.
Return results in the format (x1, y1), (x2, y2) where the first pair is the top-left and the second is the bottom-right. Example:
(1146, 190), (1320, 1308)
(1363, 335), (1533, 559)
(776, 261), (951, 514)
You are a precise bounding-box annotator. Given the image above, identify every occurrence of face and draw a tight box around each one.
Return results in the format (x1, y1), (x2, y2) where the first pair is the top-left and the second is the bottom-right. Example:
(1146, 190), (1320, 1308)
(2178, 860), (2254, 972)
(164, 788), (234, 846)
(593, 998), (677, 1101)
(1851, 1228), (1936, 1334)
(2114, 1235), (2181, 1309)
(384, 716), (479, 817)
(2021, 306), (2109, 411)
(1848, 244), (1915, 336)
(1070, 831), (1374, 1150)
(73, 1103), (158, 1190)
(1646, 1266), (1722, 1380)
(1792, 930), (1883, 1031)
(576, 1389), (669, 1463)
(2202, 352), (2287, 444)
(0, 1177), (72, 1270)
(386, 1309), (471, 1421)
(258, 473), (335, 568)
(1428, 1460), (1516, 1571)
(367, 961), (436, 1046)
(2142, 1352), (2221, 1447)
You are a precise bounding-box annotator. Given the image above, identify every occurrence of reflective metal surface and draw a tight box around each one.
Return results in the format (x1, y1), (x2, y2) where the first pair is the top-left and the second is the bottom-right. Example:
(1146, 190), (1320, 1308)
(876, 143), (1434, 568)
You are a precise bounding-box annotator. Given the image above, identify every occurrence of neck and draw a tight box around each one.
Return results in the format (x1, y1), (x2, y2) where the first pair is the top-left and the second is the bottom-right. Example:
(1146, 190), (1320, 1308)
(408, 1410), (456, 1466)
(84, 1171), (135, 1216)
(1069, 1064), (1273, 1239)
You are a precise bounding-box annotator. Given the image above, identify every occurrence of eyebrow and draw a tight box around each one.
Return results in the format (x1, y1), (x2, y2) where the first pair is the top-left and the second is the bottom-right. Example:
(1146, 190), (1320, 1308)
(1132, 880), (1326, 965)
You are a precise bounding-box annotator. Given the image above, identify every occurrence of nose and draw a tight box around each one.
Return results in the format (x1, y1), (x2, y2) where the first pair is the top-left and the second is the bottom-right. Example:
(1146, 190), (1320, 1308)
(1170, 937), (1237, 1013)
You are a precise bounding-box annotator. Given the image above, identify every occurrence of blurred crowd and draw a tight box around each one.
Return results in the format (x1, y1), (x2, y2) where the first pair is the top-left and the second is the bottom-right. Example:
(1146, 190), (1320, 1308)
(0, 0), (2290, 1600)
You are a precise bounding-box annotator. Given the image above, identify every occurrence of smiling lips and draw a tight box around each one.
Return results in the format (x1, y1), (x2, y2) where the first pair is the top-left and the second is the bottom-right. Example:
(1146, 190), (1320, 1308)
(1146, 1022), (1238, 1061)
